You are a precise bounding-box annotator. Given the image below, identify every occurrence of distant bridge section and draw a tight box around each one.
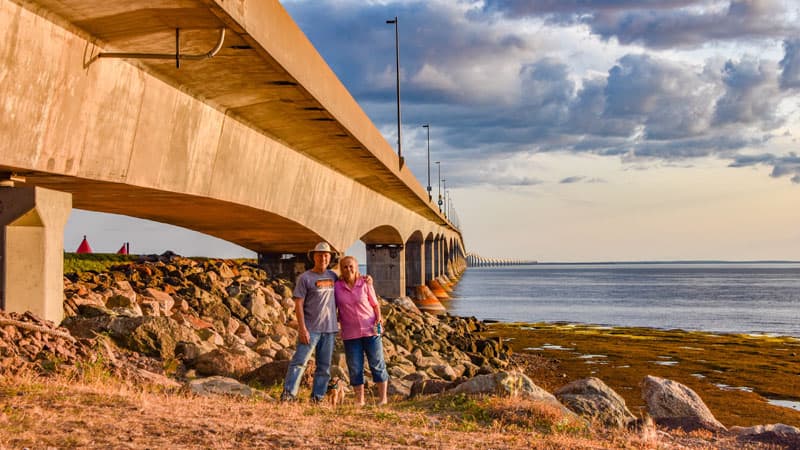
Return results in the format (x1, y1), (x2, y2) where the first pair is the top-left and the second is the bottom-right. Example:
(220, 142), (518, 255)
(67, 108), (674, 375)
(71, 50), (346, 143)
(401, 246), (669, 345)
(0, 0), (465, 323)
(466, 253), (536, 267)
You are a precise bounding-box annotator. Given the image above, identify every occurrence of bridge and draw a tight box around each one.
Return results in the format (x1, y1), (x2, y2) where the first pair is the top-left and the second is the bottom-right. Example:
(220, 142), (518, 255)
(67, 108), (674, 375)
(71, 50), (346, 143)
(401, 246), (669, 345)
(466, 253), (536, 267)
(0, 0), (466, 323)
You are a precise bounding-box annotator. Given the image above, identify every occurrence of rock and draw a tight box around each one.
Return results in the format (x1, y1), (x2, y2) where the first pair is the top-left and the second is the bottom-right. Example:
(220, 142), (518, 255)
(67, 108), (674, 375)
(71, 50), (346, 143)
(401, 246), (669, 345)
(243, 359), (315, 388)
(77, 304), (115, 318)
(191, 345), (261, 378)
(187, 376), (259, 397)
(388, 378), (414, 398)
(107, 316), (195, 359)
(388, 297), (421, 314)
(142, 288), (175, 315)
(430, 364), (458, 381)
(106, 294), (138, 310)
(732, 423), (800, 448)
(554, 377), (636, 429)
(641, 375), (726, 432)
(448, 371), (567, 409)
(175, 340), (217, 361)
(410, 379), (457, 397)
(241, 291), (269, 321)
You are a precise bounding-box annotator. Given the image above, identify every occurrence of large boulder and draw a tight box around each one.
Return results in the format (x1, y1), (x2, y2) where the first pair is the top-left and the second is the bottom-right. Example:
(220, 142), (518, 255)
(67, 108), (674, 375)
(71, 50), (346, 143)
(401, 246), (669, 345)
(449, 371), (559, 404)
(641, 375), (726, 432)
(554, 377), (636, 429)
(191, 344), (263, 378)
(732, 423), (800, 448)
(410, 379), (457, 397)
(187, 376), (261, 398)
(388, 378), (414, 398)
(243, 359), (315, 388)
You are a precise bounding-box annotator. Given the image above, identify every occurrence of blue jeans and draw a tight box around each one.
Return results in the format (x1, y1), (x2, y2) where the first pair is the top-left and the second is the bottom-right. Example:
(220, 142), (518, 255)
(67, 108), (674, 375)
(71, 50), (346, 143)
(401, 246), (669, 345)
(283, 331), (336, 400)
(344, 335), (389, 386)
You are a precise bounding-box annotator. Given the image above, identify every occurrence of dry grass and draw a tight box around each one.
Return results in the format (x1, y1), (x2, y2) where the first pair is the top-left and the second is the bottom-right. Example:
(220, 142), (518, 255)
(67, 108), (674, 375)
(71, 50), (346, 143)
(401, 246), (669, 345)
(0, 371), (741, 449)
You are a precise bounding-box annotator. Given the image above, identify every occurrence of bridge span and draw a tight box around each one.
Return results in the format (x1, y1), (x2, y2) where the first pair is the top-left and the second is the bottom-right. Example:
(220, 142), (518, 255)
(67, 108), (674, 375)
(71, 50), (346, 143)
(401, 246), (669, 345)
(0, 0), (465, 323)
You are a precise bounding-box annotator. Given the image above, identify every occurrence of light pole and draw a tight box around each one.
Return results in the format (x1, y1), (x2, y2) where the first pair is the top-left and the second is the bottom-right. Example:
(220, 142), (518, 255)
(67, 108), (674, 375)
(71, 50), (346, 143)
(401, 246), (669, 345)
(442, 178), (447, 219)
(386, 17), (404, 169)
(435, 161), (442, 213)
(447, 190), (453, 221)
(422, 124), (431, 200)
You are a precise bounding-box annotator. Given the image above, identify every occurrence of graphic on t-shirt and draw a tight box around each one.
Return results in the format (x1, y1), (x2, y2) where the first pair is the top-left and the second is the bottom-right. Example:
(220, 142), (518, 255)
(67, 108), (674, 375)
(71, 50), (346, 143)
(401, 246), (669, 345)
(315, 278), (334, 290)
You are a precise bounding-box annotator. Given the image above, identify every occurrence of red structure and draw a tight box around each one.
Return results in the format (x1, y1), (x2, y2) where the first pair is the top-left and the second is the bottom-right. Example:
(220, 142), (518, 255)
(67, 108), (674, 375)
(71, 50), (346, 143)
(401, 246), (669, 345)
(76, 235), (92, 254)
(116, 242), (130, 255)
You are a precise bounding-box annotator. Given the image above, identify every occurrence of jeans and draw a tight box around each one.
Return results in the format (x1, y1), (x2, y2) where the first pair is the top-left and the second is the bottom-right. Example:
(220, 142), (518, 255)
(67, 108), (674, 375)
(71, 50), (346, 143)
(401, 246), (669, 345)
(283, 331), (336, 400)
(343, 335), (389, 386)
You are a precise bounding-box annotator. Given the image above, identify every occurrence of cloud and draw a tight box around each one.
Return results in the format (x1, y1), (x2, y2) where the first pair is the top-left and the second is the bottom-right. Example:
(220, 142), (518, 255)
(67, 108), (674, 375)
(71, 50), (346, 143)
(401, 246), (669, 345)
(560, 176), (585, 184)
(780, 39), (800, 89)
(484, 0), (799, 49)
(283, 0), (800, 186)
(713, 56), (782, 128)
(729, 152), (800, 183)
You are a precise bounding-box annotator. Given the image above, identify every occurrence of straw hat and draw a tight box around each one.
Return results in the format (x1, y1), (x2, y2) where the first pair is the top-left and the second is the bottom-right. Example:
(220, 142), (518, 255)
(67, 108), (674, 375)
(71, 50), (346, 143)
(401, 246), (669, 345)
(307, 242), (336, 260)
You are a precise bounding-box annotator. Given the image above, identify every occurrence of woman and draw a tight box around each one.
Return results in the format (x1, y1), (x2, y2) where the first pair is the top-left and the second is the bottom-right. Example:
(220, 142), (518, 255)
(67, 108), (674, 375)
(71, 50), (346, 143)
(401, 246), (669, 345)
(335, 255), (389, 405)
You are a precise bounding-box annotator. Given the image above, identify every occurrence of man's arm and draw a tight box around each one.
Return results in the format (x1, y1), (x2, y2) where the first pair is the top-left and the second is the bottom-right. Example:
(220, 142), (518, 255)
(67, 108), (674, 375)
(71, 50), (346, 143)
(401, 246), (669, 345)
(294, 297), (309, 345)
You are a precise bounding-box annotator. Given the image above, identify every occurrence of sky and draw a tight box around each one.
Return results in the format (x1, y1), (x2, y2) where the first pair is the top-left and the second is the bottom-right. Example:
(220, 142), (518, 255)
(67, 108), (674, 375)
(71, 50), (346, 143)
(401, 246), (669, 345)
(68, 0), (800, 262)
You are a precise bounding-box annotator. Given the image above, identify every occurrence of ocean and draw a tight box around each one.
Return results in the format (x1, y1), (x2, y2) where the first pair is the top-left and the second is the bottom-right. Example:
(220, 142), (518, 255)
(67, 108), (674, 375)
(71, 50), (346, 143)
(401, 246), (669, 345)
(447, 263), (800, 337)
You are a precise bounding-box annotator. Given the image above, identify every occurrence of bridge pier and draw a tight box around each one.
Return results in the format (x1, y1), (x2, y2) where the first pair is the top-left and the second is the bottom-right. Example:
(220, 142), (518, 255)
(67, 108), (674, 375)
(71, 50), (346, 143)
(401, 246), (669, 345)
(424, 237), (434, 281)
(404, 238), (423, 295)
(366, 243), (405, 299)
(257, 252), (306, 282)
(0, 187), (71, 324)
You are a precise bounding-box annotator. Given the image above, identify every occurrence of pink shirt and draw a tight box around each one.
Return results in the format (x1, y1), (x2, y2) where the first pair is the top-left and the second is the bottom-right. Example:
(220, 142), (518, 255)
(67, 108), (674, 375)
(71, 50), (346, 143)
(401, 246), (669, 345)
(334, 277), (378, 341)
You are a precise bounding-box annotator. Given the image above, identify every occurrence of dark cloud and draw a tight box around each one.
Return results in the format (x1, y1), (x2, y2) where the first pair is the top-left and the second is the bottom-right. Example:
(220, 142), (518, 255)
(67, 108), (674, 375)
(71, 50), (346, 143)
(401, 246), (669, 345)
(483, 0), (696, 16)
(284, 0), (798, 187)
(484, 0), (798, 49)
(780, 39), (800, 89)
(713, 57), (782, 128)
(560, 175), (607, 184)
(729, 152), (800, 183)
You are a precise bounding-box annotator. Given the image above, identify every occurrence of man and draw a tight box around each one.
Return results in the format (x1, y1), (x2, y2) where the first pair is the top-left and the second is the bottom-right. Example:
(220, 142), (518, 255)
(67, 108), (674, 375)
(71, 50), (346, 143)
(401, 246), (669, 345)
(281, 242), (341, 402)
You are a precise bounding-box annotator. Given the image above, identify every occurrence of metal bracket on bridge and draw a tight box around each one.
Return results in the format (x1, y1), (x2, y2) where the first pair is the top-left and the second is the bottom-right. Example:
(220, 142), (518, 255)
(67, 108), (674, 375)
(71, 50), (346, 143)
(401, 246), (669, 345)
(97, 28), (226, 68)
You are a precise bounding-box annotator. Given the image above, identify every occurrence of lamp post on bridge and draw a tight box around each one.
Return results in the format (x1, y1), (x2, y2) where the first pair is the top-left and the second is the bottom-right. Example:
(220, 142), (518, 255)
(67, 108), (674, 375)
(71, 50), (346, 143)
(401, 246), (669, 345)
(422, 124), (431, 201)
(435, 161), (442, 213)
(442, 178), (447, 219)
(386, 17), (404, 169)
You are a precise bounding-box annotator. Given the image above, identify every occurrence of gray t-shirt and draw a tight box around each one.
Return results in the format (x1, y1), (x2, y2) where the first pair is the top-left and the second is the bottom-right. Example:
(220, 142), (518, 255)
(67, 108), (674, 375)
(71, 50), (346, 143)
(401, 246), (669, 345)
(293, 269), (339, 333)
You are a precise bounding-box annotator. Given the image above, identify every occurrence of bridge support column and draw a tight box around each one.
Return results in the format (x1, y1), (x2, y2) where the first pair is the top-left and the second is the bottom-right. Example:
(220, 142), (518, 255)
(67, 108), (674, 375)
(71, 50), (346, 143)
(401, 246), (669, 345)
(424, 238), (434, 282)
(404, 239), (423, 296)
(0, 187), (71, 324)
(366, 244), (405, 299)
(437, 239), (445, 277)
(257, 253), (306, 282)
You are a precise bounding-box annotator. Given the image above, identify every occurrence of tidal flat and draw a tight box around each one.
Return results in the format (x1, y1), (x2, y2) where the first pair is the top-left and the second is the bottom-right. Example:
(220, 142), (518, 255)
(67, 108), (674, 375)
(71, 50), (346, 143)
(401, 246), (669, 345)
(485, 322), (800, 427)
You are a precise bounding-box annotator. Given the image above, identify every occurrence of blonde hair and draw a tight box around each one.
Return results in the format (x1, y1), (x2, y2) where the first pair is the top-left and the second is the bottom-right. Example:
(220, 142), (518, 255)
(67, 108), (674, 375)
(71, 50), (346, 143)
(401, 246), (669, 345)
(339, 255), (360, 281)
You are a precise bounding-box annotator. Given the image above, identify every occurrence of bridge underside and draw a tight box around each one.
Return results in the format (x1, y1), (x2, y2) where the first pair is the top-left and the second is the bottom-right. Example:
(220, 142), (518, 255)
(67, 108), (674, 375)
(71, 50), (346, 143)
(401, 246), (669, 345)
(2, 168), (323, 254)
(0, 0), (466, 323)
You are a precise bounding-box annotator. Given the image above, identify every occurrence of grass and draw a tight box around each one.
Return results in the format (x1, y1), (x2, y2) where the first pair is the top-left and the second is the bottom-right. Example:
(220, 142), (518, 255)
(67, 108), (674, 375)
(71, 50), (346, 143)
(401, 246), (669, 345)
(63, 252), (138, 273)
(1, 372), (714, 449)
(487, 322), (800, 428)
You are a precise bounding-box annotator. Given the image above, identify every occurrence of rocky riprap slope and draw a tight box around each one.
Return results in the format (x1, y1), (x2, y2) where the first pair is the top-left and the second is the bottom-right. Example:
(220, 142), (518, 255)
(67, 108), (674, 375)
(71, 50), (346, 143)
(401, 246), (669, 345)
(3, 254), (797, 448)
(56, 254), (511, 394)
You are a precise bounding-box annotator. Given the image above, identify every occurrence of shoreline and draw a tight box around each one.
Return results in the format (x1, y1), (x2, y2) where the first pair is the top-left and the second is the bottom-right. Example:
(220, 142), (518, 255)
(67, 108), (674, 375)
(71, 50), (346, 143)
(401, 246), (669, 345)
(479, 321), (800, 428)
(479, 318), (800, 340)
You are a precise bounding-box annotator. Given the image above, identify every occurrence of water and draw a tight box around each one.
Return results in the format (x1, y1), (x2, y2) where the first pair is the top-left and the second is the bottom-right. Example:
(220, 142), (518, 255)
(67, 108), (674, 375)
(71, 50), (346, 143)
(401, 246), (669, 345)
(447, 263), (800, 337)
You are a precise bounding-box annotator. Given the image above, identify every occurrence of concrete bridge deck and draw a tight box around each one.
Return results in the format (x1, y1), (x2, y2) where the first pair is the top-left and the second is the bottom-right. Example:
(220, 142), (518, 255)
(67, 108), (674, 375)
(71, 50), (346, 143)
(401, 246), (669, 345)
(0, 0), (466, 323)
